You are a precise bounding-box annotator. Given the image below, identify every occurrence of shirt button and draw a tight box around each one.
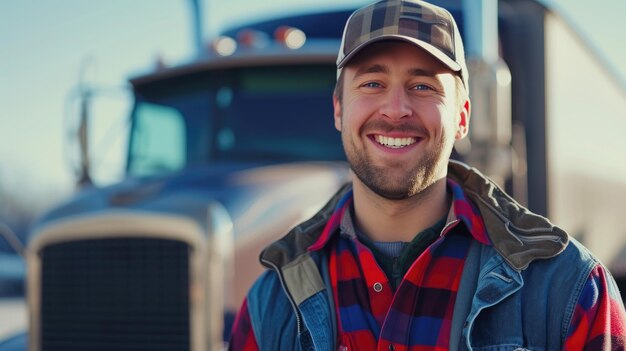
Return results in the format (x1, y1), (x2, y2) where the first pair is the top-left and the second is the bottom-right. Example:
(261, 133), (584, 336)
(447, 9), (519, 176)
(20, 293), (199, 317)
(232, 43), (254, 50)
(388, 344), (395, 351)
(338, 346), (348, 351)
(373, 282), (383, 292)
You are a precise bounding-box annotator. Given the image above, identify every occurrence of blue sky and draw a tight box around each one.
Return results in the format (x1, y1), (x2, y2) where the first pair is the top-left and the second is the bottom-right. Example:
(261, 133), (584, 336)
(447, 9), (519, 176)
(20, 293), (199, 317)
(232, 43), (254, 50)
(1, 0), (625, 217)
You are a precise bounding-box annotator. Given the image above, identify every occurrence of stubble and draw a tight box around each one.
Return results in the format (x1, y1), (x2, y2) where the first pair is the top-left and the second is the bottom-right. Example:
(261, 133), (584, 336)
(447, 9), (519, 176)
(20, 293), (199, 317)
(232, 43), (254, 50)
(342, 119), (448, 200)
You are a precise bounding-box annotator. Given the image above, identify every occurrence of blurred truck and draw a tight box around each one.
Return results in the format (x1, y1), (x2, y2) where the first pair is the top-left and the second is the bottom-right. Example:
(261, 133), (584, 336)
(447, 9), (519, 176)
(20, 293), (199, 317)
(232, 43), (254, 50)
(1, 0), (625, 350)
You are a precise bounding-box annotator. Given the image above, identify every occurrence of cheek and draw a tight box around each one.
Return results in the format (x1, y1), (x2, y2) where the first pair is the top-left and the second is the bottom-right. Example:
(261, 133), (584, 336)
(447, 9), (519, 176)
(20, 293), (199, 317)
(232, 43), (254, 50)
(419, 104), (459, 145)
(440, 108), (463, 140)
(417, 103), (446, 129)
(340, 99), (371, 133)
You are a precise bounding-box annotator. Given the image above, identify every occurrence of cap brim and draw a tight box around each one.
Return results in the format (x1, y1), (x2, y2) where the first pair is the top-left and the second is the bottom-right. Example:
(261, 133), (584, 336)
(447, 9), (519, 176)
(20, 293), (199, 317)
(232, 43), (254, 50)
(337, 34), (461, 73)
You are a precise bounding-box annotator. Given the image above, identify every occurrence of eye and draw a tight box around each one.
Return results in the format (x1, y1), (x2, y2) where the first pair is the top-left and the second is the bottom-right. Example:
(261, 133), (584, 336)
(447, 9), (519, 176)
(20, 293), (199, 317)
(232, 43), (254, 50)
(361, 81), (382, 88)
(412, 84), (434, 91)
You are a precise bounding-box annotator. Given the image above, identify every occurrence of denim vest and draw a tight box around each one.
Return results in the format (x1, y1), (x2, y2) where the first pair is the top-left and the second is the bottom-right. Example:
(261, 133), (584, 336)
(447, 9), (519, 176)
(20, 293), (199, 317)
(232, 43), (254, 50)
(246, 237), (597, 351)
(246, 163), (602, 350)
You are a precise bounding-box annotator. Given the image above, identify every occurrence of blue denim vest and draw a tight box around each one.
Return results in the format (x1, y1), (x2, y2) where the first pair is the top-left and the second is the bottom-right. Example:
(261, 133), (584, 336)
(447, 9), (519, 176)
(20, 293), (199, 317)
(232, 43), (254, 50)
(246, 237), (598, 351)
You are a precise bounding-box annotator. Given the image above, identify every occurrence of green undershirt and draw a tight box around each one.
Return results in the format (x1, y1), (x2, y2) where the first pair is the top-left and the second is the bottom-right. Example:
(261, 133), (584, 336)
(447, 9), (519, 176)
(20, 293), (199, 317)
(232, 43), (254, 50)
(356, 216), (447, 290)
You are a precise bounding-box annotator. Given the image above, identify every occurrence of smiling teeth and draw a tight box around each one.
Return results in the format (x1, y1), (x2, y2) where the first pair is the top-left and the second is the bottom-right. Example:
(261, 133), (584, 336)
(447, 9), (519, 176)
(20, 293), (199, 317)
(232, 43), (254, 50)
(375, 135), (417, 148)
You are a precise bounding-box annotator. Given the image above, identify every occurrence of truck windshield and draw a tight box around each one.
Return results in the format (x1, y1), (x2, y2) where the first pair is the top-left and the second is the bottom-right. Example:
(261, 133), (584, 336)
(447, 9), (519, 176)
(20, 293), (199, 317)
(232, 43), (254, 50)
(127, 64), (344, 178)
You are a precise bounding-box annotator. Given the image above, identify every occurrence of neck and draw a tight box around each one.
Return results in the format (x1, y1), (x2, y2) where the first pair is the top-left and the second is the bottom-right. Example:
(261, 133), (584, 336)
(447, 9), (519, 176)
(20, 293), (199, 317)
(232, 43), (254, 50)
(352, 176), (450, 242)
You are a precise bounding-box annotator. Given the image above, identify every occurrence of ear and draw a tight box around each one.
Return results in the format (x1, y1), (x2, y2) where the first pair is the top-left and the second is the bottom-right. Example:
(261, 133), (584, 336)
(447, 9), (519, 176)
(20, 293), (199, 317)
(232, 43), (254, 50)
(333, 94), (342, 131)
(455, 99), (470, 140)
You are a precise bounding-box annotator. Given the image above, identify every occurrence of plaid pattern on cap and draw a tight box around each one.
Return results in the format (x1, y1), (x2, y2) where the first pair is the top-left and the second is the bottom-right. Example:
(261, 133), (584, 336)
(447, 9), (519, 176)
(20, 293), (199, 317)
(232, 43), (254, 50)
(337, 0), (468, 89)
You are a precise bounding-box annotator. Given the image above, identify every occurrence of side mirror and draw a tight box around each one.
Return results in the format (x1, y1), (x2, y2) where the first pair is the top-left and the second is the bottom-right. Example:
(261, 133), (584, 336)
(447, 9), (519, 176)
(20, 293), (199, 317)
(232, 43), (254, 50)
(65, 83), (131, 189)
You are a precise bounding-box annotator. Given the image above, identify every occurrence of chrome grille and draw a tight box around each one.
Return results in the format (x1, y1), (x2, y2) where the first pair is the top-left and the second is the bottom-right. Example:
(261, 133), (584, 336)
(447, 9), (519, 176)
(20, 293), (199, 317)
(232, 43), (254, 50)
(40, 238), (190, 351)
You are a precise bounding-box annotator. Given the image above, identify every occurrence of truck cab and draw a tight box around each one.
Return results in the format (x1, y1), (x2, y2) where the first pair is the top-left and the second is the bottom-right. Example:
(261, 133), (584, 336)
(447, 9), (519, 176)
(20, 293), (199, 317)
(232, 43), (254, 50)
(17, 8), (354, 351)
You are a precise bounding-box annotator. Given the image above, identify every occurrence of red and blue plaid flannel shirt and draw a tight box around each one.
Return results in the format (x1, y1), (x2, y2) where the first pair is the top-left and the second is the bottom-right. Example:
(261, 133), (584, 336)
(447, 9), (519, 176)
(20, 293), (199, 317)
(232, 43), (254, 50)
(322, 180), (489, 350)
(229, 181), (626, 350)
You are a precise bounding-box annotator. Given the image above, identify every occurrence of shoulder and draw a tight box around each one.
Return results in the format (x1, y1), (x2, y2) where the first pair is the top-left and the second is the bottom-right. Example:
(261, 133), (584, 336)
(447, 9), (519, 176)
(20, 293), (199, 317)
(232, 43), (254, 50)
(245, 270), (300, 350)
(522, 237), (599, 290)
(549, 236), (598, 268)
(448, 161), (569, 270)
(522, 237), (610, 335)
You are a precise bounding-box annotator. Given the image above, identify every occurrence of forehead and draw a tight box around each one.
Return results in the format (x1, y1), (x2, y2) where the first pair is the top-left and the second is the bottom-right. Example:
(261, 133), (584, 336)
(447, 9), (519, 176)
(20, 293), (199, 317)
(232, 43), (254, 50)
(345, 40), (452, 75)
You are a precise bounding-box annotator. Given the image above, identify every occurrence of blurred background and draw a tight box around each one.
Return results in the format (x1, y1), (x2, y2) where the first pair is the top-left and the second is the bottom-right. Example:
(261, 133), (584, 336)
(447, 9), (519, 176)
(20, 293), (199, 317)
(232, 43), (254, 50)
(0, 0), (625, 344)
(0, 0), (370, 241)
(2, 0), (625, 246)
(1, 0), (625, 240)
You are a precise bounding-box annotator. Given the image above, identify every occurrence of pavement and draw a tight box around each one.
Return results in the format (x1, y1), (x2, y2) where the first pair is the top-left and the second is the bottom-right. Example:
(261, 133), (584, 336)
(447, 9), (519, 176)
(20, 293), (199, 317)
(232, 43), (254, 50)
(0, 298), (26, 341)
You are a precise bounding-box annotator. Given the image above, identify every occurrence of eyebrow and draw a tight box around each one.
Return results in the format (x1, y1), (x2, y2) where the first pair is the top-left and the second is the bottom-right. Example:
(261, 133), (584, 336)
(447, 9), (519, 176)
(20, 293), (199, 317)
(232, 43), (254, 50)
(352, 64), (438, 80)
(408, 68), (437, 77)
(353, 64), (389, 80)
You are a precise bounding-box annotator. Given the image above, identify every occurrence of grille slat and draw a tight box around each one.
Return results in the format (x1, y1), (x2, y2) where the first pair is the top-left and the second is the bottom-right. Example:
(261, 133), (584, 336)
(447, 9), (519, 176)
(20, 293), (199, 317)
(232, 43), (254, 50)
(40, 237), (191, 351)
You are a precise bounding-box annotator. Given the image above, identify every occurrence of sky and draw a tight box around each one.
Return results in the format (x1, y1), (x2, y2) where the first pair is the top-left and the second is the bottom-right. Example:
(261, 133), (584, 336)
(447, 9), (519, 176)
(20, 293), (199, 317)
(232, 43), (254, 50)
(1, 0), (625, 228)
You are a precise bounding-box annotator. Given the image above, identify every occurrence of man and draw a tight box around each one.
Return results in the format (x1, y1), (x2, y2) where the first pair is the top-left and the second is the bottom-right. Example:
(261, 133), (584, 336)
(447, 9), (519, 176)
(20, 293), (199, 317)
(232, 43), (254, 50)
(229, 0), (626, 350)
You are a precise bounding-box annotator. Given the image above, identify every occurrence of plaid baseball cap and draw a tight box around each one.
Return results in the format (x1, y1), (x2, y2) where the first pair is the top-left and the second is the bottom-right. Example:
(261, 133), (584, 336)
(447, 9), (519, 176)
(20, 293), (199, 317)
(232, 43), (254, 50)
(337, 0), (468, 89)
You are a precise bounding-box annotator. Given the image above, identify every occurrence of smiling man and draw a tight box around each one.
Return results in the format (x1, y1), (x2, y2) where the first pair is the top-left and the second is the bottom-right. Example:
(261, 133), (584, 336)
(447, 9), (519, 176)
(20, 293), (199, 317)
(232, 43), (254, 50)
(229, 1), (626, 350)
(335, 41), (467, 243)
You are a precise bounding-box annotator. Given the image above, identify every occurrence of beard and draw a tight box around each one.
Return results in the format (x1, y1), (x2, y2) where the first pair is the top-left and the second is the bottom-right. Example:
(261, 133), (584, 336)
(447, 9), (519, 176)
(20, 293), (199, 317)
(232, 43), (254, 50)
(342, 120), (449, 200)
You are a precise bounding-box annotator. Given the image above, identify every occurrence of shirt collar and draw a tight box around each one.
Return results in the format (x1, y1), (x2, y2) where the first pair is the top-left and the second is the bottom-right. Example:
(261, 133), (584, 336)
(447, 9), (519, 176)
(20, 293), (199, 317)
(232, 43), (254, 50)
(447, 179), (491, 245)
(308, 179), (491, 251)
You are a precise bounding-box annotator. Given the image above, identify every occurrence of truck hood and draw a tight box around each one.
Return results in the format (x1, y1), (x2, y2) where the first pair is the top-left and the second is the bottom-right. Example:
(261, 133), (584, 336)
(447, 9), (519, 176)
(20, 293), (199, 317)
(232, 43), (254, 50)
(33, 161), (349, 240)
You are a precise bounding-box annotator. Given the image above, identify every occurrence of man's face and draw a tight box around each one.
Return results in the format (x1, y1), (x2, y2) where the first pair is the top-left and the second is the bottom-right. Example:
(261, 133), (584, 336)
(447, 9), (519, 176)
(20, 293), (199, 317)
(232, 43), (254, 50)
(333, 41), (469, 200)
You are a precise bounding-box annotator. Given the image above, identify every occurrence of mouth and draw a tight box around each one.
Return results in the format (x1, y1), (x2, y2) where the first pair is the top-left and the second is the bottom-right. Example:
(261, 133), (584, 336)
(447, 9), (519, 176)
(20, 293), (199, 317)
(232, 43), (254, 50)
(372, 134), (419, 149)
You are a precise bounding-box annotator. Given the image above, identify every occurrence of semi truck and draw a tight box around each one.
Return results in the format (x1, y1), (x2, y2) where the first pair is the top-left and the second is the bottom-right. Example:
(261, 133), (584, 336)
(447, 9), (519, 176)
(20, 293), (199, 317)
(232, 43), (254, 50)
(1, 0), (625, 350)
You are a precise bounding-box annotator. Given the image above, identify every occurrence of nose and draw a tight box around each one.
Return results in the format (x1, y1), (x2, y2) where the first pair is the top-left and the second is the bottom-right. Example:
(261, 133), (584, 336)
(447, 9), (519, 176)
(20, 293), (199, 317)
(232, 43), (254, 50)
(379, 86), (412, 120)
